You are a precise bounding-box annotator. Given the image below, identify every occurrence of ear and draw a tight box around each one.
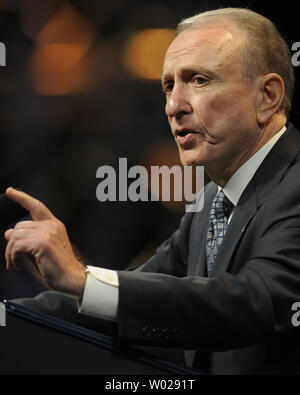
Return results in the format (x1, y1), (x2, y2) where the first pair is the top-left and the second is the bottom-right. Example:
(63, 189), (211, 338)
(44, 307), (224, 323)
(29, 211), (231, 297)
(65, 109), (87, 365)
(256, 73), (285, 124)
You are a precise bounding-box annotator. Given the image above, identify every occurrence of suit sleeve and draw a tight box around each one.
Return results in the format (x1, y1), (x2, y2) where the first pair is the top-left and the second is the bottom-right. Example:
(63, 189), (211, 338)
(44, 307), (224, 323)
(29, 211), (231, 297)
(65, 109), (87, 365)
(116, 178), (300, 351)
(130, 209), (194, 277)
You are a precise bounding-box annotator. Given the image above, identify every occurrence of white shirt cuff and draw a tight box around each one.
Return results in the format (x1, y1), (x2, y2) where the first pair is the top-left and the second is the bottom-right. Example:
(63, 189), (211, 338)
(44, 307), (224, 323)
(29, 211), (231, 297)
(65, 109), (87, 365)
(77, 266), (119, 321)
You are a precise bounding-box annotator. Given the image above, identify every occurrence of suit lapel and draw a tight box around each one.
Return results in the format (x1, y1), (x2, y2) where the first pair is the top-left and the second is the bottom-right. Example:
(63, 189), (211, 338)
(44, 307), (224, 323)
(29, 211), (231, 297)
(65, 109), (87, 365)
(209, 123), (300, 277)
(209, 182), (258, 277)
(188, 182), (217, 277)
(252, 123), (300, 203)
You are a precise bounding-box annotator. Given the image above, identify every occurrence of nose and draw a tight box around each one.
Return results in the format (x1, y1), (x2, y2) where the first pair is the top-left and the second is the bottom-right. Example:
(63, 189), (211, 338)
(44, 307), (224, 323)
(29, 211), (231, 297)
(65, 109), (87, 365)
(165, 83), (192, 120)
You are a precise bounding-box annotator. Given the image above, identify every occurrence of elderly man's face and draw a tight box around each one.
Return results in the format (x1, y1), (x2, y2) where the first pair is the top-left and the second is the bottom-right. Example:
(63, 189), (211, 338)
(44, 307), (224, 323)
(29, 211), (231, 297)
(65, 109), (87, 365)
(162, 23), (262, 175)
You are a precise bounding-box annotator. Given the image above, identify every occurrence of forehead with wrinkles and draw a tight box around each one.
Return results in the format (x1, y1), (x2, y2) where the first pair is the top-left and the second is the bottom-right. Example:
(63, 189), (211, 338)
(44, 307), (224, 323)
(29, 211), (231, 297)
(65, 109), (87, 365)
(163, 22), (247, 79)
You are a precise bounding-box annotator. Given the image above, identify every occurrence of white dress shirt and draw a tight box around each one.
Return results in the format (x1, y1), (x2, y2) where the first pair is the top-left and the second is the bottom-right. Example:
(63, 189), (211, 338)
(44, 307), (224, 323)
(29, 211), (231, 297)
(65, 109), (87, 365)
(78, 126), (287, 321)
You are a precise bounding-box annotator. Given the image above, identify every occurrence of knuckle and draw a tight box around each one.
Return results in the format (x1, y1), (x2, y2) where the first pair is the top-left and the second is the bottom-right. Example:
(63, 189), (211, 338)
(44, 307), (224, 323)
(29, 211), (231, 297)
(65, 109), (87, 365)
(52, 219), (65, 232)
(14, 222), (22, 230)
(35, 200), (46, 214)
(9, 230), (18, 242)
(48, 220), (58, 234)
(14, 240), (25, 252)
(37, 200), (45, 210)
(35, 238), (49, 254)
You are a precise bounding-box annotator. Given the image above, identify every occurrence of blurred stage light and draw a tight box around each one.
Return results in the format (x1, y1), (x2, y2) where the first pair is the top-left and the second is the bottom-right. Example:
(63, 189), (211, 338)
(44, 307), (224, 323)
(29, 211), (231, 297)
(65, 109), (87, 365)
(35, 2), (95, 45)
(20, 1), (95, 43)
(123, 28), (176, 80)
(26, 1), (96, 95)
(29, 43), (88, 95)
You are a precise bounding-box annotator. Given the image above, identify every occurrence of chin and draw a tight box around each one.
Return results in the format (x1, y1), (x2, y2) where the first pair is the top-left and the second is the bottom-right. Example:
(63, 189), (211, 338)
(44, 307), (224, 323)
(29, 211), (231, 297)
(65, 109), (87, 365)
(179, 151), (206, 167)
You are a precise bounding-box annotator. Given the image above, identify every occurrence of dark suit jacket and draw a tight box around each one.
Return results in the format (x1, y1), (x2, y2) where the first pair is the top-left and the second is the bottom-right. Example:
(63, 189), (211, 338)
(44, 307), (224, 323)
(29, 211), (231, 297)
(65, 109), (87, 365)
(116, 122), (300, 374)
(14, 123), (300, 374)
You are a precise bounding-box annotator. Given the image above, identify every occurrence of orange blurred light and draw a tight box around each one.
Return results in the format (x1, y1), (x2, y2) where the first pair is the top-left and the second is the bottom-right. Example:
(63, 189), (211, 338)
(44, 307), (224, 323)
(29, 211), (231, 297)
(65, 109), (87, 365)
(36, 1), (95, 45)
(123, 28), (176, 80)
(29, 43), (88, 95)
(21, 1), (95, 45)
(27, 1), (96, 95)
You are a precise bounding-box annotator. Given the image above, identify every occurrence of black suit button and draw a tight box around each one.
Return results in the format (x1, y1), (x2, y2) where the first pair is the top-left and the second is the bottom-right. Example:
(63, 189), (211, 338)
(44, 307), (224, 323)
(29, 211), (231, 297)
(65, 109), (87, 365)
(141, 326), (152, 337)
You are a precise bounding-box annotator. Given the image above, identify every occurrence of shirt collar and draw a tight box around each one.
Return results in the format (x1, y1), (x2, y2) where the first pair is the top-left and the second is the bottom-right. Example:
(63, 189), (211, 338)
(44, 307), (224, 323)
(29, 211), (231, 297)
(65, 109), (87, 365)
(221, 125), (287, 206)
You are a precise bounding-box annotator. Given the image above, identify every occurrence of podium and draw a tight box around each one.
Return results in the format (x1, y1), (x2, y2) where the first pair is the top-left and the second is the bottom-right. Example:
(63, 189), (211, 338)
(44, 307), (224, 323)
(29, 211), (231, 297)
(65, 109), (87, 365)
(0, 300), (202, 375)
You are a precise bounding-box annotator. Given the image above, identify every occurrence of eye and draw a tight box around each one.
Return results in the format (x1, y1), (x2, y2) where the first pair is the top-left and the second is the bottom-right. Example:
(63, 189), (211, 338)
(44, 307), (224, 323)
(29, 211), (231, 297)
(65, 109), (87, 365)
(191, 75), (207, 85)
(162, 80), (174, 94)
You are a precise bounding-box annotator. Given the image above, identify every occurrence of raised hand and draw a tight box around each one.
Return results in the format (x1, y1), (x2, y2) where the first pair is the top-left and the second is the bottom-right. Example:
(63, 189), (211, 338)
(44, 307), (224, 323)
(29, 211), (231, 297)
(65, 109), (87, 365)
(4, 187), (87, 297)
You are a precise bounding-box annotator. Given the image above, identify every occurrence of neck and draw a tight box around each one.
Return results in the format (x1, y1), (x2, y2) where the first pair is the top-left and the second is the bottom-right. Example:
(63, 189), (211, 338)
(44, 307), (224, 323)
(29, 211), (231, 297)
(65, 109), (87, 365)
(206, 113), (287, 188)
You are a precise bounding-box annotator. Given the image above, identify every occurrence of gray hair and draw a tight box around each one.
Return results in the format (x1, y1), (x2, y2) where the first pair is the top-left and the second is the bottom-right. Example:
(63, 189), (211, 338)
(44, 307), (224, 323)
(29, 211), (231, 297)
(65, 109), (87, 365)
(177, 8), (295, 117)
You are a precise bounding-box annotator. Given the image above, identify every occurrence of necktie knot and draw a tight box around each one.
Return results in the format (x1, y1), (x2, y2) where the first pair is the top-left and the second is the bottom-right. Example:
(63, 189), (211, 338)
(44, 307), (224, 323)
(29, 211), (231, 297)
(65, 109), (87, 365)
(210, 190), (232, 220)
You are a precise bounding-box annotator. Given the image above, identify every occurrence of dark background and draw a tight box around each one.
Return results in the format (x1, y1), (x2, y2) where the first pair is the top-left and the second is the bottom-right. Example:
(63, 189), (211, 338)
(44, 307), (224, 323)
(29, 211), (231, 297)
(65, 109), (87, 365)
(0, 0), (299, 299)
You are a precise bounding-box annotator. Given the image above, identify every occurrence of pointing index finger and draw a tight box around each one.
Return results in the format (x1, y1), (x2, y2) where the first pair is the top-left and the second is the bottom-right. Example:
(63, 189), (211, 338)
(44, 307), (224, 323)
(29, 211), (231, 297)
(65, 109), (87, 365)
(6, 187), (54, 221)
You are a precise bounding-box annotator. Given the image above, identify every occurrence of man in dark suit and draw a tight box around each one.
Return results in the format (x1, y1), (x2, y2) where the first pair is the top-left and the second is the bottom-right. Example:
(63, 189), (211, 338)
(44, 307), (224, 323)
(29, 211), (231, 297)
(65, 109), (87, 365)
(5, 8), (300, 374)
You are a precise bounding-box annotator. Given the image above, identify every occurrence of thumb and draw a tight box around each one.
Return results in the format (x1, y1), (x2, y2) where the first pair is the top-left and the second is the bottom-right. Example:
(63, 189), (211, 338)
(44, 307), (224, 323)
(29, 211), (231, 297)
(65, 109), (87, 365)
(6, 187), (54, 221)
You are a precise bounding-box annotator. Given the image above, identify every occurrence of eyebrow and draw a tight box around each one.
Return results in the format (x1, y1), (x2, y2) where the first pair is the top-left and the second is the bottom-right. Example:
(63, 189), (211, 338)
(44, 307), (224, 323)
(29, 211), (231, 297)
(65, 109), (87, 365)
(161, 66), (220, 86)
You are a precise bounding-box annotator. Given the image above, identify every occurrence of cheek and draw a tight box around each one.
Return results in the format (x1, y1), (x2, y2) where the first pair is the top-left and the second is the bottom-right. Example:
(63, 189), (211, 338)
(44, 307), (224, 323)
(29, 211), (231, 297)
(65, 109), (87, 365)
(198, 92), (241, 130)
(196, 85), (256, 134)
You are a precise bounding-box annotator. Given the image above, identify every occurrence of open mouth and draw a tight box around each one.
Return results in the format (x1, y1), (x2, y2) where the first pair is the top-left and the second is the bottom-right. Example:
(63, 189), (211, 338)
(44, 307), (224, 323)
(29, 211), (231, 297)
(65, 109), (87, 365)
(176, 130), (198, 137)
(175, 129), (200, 148)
